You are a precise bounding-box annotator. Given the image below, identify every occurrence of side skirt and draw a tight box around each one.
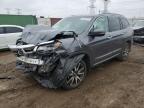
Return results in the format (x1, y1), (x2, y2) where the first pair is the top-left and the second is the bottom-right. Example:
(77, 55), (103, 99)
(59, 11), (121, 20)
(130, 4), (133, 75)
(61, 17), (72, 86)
(93, 53), (120, 66)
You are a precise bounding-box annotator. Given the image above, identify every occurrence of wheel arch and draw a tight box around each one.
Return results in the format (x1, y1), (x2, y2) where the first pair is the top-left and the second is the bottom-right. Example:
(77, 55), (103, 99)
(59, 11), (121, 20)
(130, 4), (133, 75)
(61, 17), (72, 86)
(82, 54), (91, 72)
(68, 52), (91, 72)
(126, 39), (132, 51)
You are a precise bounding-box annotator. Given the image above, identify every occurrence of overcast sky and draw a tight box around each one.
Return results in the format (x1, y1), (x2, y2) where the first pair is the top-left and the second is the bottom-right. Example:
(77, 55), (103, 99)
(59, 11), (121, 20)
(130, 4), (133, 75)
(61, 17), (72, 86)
(0, 0), (144, 18)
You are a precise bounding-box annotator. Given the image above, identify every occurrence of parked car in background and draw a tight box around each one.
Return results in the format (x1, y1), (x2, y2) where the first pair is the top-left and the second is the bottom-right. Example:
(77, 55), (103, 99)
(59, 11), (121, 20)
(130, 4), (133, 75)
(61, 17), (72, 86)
(0, 25), (24, 49)
(9, 13), (133, 89)
(132, 20), (144, 43)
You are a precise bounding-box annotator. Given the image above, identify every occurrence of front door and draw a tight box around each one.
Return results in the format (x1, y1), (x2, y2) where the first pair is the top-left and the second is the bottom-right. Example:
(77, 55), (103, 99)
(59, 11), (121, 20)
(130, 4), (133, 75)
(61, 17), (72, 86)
(88, 16), (120, 65)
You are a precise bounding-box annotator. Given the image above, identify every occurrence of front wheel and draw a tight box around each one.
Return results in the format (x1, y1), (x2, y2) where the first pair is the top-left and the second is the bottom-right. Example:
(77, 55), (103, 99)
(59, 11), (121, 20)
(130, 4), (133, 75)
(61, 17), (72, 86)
(62, 60), (87, 89)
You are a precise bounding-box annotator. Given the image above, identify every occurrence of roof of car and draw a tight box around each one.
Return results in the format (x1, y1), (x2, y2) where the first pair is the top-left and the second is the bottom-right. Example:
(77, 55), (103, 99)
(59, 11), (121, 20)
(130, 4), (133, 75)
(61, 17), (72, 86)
(0, 25), (24, 29)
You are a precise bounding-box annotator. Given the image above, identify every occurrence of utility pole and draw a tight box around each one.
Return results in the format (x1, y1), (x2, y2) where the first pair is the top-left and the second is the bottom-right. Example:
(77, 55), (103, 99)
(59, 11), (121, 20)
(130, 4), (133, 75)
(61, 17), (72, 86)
(15, 8), (22, 15)
(89, 0), (96, 15)
(5, 8), (10, 14)
(99, 10), (101, 14)
(103, 0), (110, 13)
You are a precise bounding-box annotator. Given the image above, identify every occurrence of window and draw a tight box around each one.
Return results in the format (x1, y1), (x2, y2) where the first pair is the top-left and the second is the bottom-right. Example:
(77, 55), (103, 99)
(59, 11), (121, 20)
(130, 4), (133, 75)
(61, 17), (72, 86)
(52, 17), (92, 34)
(92, 16), (108, 32)
(0, 27), (4, 34)
(108, 15), (121, 32)
(120, 17), (129, 29)
(5, 27), (23, 33)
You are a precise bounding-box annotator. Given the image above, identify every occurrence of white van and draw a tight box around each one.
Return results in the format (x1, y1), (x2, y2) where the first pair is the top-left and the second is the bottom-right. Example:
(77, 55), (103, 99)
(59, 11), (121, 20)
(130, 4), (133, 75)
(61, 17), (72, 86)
(0, 25), (24, 49)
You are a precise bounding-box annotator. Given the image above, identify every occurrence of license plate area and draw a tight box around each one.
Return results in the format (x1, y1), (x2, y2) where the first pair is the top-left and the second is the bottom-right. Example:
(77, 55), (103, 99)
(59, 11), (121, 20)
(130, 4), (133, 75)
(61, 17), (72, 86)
(17, 56), (44, 65)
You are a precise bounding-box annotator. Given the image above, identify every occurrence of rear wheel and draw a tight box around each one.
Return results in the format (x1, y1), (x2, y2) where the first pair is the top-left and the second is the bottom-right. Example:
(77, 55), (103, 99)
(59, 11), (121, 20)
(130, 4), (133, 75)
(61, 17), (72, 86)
(117, 43), (131, 61)
(62, 60), (87, 89)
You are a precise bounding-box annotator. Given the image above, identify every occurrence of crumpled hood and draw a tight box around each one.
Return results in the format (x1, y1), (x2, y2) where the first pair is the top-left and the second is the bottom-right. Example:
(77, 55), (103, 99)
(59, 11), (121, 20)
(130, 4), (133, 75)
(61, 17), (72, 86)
(21, 26), (61, 45)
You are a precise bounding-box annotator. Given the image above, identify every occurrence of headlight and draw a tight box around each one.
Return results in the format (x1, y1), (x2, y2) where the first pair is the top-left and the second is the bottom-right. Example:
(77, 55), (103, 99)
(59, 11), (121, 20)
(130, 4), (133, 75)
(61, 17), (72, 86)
(37, 46), (53, 51)
(37, 41), (62, 51)
(37, 46), (48, 51)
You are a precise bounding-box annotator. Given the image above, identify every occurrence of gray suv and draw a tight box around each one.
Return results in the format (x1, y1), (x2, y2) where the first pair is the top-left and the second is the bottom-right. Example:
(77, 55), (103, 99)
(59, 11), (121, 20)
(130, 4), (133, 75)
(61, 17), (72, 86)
(9, 13), (133, 89)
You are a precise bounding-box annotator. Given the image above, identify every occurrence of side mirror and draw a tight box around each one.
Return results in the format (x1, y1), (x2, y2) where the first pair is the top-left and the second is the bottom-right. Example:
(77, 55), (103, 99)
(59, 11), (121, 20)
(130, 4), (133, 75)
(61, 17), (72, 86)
(88, 30), (105, 37)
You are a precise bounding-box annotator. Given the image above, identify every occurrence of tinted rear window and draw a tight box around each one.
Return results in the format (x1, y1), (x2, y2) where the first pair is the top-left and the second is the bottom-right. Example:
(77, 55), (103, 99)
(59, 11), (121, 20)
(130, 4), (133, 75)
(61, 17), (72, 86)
(5, 27), (22, 33)
(108, 15), (121, 32)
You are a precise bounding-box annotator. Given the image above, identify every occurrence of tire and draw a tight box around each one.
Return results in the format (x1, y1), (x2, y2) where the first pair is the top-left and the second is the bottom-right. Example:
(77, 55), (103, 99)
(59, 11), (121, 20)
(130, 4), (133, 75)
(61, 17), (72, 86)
(62, 60), (87, 89)
(117, 43), (131, 61)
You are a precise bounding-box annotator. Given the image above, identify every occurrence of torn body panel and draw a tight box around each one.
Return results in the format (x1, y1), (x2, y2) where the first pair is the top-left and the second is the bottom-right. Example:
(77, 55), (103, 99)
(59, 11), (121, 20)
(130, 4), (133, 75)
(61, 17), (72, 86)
(9, 29), (86, 88)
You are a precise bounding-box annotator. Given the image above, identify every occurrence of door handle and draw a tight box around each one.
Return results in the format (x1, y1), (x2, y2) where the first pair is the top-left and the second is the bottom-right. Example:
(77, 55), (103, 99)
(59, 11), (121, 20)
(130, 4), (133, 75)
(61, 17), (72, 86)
(107, 36), (112, 39)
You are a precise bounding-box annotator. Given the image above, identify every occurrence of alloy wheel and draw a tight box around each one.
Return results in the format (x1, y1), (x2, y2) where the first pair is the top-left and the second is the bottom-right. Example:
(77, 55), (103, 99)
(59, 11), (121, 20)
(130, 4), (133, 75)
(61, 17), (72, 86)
(66, 62), (86, 88)
(123, 45), (130, 57)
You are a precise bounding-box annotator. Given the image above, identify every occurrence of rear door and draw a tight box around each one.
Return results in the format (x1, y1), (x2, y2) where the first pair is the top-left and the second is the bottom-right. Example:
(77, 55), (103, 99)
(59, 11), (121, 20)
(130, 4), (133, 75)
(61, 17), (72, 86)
(119, 16), (132, 46)
(4, 27), (23, 45)
(0, 27), (7, 49)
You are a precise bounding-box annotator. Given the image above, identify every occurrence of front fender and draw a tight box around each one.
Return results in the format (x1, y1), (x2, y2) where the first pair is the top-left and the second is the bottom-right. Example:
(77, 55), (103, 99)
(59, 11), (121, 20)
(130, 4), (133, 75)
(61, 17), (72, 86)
(50, 54), (85, 88)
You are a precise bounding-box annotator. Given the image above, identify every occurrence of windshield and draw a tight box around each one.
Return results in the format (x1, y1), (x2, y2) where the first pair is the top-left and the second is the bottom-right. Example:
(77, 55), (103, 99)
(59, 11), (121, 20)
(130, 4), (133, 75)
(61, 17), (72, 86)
(52, 17), (92, 34)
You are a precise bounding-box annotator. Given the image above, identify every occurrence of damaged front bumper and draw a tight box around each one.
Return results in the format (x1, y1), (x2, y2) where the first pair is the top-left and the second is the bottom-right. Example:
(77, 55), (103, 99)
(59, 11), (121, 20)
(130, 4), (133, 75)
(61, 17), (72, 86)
(8, 31), (84, 88)
(17, 56), (44, 65)
(9, 41), (68, 88)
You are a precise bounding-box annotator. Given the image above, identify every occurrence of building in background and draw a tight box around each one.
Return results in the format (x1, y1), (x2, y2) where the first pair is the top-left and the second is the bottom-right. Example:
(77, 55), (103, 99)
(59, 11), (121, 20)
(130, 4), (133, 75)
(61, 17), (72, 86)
(50, 18), (62, 26)
(0, 14), (62, 27)
(0, 14), (37, 27)
(37, 17), (51, 26)
(37, 17), (62, 27)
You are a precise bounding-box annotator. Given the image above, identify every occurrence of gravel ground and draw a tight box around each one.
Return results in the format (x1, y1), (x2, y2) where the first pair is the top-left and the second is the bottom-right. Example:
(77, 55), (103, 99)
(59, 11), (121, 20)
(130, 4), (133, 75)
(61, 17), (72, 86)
(0, 45), (144, 108)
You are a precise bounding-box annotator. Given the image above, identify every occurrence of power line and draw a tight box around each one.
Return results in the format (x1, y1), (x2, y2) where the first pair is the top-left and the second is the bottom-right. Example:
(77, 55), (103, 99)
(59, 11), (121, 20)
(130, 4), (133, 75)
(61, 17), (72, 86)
(5, 8), (10, 14)
(15, 8), (22, 15)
